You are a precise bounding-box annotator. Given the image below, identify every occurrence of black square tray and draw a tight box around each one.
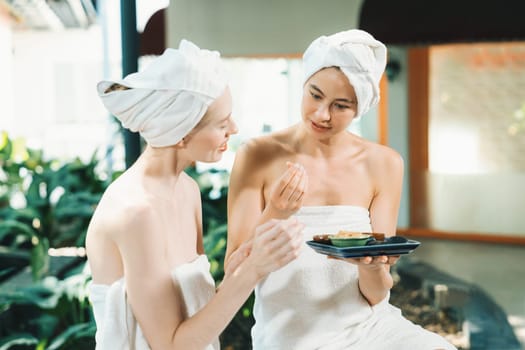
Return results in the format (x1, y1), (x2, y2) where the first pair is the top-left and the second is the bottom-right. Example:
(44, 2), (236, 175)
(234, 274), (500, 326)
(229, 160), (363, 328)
(306, 237), (420, 258)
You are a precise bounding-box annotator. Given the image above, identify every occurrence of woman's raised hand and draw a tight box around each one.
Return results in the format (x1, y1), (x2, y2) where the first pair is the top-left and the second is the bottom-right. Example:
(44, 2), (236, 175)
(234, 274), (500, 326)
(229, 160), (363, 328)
(266, 162), (308, 219)
(245, 218), (304, 280)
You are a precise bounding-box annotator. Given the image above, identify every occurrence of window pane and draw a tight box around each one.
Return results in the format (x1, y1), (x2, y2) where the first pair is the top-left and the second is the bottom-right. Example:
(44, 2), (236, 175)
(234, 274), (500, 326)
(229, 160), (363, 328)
(427, 43), (525, 235)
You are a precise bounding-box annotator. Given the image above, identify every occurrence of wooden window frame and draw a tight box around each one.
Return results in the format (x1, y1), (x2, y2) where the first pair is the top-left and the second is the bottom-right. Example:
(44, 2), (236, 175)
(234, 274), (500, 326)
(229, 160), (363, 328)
(404, 47), (525, 245)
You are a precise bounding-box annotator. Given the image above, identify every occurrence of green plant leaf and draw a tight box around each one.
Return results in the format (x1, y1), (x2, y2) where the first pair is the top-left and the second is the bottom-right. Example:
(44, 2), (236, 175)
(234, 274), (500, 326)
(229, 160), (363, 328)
(0, 278), (62, 309)
(30, 238), (50, 281)
(46, 322), (96, 350)
(28, 314), (59, 342)
(0, 333), (38, 349)
(0, 220), (35, 242)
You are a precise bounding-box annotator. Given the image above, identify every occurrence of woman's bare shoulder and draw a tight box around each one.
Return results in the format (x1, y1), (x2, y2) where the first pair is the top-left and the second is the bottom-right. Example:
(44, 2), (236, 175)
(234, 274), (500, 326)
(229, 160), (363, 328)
(229, 131), (293, 187)
(363, 140), (404, 173)
(237, 128), (296, 162)
(89, 178), (156, 239)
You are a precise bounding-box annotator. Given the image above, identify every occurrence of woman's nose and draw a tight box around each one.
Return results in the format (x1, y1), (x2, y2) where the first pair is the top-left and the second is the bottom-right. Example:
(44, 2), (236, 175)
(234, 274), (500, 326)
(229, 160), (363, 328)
(315, 104), (331, 121)
(228, 119), (239, 135)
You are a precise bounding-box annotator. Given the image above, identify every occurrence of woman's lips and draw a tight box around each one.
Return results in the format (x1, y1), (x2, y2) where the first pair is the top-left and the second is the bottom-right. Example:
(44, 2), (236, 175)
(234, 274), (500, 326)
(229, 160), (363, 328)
(311, 120), (331, 131)
(218, 142), (228, 151)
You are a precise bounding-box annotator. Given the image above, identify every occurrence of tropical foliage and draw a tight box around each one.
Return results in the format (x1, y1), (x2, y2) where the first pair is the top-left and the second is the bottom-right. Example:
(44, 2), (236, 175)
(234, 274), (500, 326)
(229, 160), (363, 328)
(0, 132), (106, 348)
(0, 132), (251, 349)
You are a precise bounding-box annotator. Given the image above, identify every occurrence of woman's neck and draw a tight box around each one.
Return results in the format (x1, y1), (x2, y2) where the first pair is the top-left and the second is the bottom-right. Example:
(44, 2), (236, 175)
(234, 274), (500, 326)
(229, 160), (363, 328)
(137, 145), (192, 178)
(294, 125), (356, 159)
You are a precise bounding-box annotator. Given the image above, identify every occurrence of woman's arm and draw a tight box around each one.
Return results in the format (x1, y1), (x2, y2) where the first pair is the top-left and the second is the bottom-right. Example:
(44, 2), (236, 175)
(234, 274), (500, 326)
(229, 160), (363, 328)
(117, 204), (302, 349)
(225, 143), (307, 267)
(356, 147), (404, 305)
(225, 144), (265, 266)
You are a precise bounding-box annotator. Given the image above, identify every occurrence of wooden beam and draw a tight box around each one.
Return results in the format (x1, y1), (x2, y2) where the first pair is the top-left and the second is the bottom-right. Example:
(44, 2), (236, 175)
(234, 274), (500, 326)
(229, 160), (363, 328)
(397, 227), (525, 246)
(408, 47), (430, 227)
(378, 74), (388, 145)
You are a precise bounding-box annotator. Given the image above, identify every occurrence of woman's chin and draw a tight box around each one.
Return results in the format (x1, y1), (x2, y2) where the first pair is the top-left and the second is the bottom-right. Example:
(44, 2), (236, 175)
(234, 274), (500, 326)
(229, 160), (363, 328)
(198, 154), (223, 164)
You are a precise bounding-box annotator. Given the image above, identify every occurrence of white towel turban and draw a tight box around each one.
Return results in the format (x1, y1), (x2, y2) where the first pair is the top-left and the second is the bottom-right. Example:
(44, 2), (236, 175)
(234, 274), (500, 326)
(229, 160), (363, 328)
(97, 40), (228, 147)
(303, 29), (387, 118)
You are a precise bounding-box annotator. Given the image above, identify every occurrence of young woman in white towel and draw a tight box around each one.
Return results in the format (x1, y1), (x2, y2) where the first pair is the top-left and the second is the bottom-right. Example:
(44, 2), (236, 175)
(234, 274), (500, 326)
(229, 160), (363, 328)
(225, 30), (457, 350)
(86, 40), (303, 350)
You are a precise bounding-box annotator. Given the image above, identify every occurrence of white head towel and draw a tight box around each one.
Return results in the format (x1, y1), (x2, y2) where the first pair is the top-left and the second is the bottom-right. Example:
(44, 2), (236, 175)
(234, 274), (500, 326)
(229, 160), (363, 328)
(303, 29), (387, 118)
(97, 40), (228, 147)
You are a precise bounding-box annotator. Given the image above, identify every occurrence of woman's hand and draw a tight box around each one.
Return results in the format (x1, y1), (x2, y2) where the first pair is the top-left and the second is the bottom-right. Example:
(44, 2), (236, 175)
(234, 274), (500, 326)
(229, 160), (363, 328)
(243, 217), (304, 280)
(265, 162), (308, 219)
(329, 255), (400, 269)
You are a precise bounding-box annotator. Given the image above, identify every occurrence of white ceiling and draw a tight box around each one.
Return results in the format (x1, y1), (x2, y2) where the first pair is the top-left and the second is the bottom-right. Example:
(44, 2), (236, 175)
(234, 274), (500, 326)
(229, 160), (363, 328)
(5, 0), (97, 30)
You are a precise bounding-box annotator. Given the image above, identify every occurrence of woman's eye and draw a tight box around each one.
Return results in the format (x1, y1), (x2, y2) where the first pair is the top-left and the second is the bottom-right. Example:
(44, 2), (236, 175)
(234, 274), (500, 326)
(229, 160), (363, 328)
(310, 91), (322, 100)
(334, 103), (349, 110)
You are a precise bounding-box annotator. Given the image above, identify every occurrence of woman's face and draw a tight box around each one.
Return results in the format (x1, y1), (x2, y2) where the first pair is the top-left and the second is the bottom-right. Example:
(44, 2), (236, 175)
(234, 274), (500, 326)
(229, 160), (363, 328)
(301, 67), (358, 138)
(184, 87), (238, 163)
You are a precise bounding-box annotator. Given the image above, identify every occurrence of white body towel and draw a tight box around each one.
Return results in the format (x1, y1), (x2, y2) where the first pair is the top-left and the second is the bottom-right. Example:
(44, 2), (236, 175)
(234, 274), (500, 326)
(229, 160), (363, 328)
(252, 205), (456, 350)
(89, 255), (220, 350)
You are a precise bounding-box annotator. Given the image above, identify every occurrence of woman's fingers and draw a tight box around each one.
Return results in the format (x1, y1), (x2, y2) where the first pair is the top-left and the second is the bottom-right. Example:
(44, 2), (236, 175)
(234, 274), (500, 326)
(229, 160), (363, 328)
(289, 170), (308, 202)
(258, 218), (303, 243)
(329, 255), (400, 266)
(264, 224), (302, 253)
(253, 220), (297, 245)
(253, 219), (281, 237)
(265, 162), (308, 217)
(284, 167), (302, 200)
(371, 255), (399, 265)
(261, 238), (302, 270)
(387, 256), (400, 265)
(276, 163), (300, 197)
(274, 162), (306, 201)
(250, 218), (304, 272)
(284, 164), (306, 201)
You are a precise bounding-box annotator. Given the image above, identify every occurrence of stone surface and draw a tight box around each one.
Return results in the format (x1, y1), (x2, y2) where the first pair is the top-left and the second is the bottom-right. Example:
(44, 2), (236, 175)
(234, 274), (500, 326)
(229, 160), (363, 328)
(393, 257), (522, 350)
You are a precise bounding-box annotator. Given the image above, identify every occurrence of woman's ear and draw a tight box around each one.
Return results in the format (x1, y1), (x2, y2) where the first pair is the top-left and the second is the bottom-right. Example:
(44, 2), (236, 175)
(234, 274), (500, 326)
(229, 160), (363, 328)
(175, 137), (186, 148)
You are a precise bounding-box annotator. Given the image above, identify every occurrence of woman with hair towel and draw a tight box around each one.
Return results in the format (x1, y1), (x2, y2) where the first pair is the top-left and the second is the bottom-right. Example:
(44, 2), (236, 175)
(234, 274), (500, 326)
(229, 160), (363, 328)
(86, 40), (304, 349)
(225, 29), (457, 349)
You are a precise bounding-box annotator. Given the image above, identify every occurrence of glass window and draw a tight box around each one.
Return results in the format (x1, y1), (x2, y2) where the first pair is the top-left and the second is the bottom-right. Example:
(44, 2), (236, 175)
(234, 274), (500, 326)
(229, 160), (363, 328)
(427, 43), (525, 235)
